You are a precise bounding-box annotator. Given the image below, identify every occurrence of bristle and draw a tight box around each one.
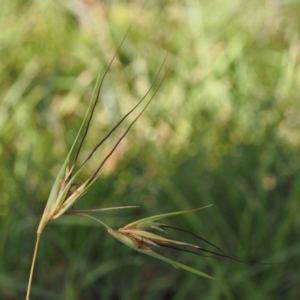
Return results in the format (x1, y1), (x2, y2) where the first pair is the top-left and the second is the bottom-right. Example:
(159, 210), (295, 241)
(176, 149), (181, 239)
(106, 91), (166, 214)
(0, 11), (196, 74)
(87, 55), (170, 185)
(70, 29), (130, 174)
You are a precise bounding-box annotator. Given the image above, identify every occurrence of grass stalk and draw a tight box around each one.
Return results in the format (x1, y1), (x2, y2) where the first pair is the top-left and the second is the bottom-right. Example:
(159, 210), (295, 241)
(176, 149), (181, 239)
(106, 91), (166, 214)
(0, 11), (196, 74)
(24, 28), (170, 298)
(26, 233), (41, 300)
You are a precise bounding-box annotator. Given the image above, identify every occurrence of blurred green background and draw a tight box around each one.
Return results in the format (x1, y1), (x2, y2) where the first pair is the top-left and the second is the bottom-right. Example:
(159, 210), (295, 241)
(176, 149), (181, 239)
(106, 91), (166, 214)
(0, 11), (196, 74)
(1, 0), (300, 299)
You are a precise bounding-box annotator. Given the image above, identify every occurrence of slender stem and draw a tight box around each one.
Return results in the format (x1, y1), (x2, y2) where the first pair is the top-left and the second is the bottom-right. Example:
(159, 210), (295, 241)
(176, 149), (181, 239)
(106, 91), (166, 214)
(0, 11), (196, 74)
(26, 233), (41, 300)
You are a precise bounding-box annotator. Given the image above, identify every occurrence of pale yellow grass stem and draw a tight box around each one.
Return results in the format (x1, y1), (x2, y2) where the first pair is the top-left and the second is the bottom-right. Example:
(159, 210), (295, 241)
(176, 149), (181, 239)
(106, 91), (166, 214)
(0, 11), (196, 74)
(26, 233), (41, 300)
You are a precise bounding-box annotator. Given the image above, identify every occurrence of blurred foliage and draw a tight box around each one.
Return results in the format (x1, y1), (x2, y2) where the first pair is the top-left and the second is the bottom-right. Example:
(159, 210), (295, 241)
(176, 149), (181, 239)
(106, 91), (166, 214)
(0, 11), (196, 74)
(1, 0), (300, 299)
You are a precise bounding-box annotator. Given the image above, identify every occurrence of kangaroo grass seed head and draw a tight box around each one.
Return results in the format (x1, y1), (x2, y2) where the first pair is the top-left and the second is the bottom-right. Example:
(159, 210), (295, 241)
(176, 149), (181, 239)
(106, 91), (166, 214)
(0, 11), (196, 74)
(85, 204), (276, 280)
(36, 51), (169, 235)
(109, 206), (215, 279)
(26, 27), (278, 300)
(81, 205), (216, 279)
